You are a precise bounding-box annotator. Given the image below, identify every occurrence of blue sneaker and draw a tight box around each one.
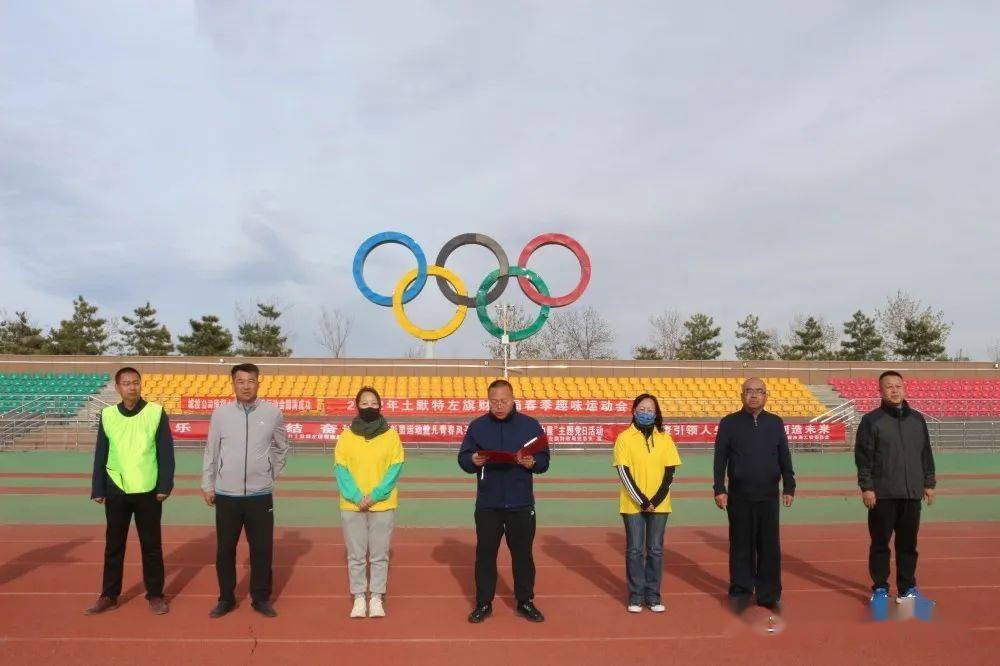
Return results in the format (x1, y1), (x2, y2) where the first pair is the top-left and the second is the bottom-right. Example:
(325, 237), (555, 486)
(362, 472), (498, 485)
(915, 594), (935, 622)
(870, 587), (889, 621)
(896, 587), (919, 604)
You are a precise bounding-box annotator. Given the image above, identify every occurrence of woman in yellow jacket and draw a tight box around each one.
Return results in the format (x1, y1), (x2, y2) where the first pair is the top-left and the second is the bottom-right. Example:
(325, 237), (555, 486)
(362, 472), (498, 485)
(613, 393), (682, 613)
(334, 387), (404, 619)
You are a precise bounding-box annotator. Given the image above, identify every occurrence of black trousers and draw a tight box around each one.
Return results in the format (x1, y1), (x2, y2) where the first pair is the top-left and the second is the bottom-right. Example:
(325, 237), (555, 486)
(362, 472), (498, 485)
(727, 496), (781, 605)
(101, 490), (164, 599)
(474, 507), (536, 606)
(215, 494), (274, 604)
(868, 498), (921, 592)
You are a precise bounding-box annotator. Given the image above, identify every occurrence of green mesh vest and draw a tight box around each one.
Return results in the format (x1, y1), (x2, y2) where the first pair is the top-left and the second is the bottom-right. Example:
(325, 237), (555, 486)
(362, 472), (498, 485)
(102, 402), (162, 494)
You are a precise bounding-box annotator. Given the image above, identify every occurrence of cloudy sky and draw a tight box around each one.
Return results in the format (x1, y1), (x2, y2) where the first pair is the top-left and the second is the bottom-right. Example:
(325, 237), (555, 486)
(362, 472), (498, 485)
(2, 1), (998, 359)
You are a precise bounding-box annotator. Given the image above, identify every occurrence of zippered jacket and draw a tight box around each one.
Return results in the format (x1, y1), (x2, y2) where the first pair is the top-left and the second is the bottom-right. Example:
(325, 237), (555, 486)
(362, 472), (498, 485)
(201, 400), (290, 496)
(855, 400), (936, 500)
(457, 409), (549, 510)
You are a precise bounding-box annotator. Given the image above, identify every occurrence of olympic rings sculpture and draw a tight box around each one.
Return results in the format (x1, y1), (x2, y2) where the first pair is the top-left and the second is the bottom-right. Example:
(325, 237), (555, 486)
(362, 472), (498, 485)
(353, 232), (591, 342)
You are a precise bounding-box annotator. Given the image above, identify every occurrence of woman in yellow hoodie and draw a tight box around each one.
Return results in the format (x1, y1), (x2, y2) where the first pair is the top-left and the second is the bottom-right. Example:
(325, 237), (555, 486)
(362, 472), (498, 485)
(613, 393), (681, 614)
(334, 387), (404, 618)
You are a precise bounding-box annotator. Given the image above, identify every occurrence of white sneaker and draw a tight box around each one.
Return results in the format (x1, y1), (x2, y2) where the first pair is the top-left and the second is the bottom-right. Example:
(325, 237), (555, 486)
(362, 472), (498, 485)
(368, 595), (385, 618)
(627, 604), (643, 613)
(350, 595), (367, 618)
(648, 604), (666, 613)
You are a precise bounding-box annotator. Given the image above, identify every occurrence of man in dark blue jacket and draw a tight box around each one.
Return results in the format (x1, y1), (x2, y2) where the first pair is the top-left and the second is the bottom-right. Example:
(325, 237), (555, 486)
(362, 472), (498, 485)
(458, 379), (550, 624)
(713, 378), (796, 612)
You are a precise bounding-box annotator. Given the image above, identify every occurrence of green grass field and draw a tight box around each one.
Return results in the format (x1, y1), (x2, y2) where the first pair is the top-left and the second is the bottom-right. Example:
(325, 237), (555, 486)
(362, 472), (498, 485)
(1, 451), (998, 527)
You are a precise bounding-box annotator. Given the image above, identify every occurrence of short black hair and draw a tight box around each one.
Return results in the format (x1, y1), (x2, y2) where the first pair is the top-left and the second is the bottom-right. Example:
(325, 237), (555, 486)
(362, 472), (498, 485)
(355, 386), (382, 407)
(878, 370), (904, 384)
(231, 362), (260, 378)
(115, 367), (141, 384)
(487, 378), (514, 394)
(632, 393), (664, 433)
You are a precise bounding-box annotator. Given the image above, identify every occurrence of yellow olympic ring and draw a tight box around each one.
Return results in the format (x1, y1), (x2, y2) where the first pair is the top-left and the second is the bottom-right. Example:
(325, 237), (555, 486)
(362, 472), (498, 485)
(392, 265), (468, 341)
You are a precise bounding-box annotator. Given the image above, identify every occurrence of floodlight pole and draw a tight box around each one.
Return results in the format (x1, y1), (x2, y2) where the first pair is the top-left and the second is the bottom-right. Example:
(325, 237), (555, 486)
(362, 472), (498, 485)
(501, 303), (511, 379)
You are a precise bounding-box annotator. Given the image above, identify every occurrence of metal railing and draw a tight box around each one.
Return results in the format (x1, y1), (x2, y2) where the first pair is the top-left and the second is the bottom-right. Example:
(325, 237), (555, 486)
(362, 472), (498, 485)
(0, 394), (110, 450)
(809, 398), (1000, 451)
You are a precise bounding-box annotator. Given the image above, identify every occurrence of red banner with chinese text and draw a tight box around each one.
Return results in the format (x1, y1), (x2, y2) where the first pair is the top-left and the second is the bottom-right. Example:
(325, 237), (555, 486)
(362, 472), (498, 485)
(170, 420), (844, 444)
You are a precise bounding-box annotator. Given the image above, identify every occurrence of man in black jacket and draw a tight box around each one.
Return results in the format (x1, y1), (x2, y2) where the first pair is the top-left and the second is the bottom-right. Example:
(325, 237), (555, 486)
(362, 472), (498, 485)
(855, 371), (936, 604)
(458, 379), (550, 624)
(713, 378), (795, 612)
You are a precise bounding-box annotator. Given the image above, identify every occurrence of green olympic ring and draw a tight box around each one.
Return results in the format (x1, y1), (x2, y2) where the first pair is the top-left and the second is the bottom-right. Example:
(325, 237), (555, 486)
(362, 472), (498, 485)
(476, 266), (551, 342)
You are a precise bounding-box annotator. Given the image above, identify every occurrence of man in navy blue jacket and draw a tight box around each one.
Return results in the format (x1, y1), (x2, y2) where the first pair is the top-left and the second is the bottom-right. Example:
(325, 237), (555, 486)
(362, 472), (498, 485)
(458, 379), (550, 624)
(713, 378), (796, 613)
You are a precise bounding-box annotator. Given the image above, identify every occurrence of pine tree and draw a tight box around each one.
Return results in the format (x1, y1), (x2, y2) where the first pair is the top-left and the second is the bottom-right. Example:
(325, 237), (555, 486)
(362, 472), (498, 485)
(839, 311), (885, 361)
(236, 303), (292, 357)
(676, 313), (722, 360)
(893, 316), (947, 360)
(734, 314), (774, 360)
(782, 316), (834, 360)
(632, 345), (662, 360)
(0, 312), (47, 354)
(120, 302), (174, 356)
(875, 290), (951, 358)
(46, 296), (111, 355)
(177, 315), (234, 356)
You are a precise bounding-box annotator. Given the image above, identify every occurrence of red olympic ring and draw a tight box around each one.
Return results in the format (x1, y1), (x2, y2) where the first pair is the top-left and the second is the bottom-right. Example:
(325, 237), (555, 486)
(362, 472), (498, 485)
(516, 233), (592, 307)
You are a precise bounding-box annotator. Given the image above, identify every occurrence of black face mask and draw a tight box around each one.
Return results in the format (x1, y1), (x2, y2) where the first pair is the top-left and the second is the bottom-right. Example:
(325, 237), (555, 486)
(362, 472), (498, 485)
(358, 407), (381, 423)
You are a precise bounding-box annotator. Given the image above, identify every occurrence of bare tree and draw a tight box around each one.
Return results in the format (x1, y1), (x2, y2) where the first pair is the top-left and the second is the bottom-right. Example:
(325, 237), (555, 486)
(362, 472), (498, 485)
(315, 307), (352, 358)
(537, 319), (567, 359)
(481, 301), (544, 360)
(875, 291), (951, 358)
(542, 306), (616, 359)
(647, 309), (682, 360)
(986, 339), (1000, 364)
(403, 344), (425, 359)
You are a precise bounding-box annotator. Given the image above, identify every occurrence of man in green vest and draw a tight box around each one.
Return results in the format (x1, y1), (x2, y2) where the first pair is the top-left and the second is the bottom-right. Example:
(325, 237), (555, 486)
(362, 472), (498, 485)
(86, 367), (175, 615)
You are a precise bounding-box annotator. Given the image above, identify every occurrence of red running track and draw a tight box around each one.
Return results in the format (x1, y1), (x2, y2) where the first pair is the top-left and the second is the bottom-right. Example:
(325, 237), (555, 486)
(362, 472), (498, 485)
(1, 523), (999, 665)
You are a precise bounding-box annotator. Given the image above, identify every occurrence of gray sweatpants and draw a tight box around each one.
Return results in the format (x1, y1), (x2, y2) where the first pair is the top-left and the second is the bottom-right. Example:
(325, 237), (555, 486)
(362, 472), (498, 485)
(341, 509), (395, 596)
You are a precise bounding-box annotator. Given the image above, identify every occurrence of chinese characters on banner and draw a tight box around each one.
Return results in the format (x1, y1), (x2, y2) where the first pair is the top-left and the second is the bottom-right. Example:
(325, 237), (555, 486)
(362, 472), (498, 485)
(324, 397), (638, 417)
(170, 419), (845, 444)
(180, 397), (317, 413)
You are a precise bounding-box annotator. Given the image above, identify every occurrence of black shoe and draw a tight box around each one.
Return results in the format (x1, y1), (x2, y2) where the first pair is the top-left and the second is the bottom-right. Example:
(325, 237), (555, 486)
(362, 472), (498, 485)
(757, 600), (782, 613)
(516, 601), (545, 622)
(209, 600), (236, 618)
(251, 600), (278, 618)
(468, 604), (492, 624)
(727, 595), (752, 615)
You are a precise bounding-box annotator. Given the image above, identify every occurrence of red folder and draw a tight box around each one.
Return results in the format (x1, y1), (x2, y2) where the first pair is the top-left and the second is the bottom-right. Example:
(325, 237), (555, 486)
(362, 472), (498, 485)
(479, 434), (549, 464)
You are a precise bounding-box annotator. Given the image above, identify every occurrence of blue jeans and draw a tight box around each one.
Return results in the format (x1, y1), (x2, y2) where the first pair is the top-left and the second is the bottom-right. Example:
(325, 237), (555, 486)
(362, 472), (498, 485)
(622, 512), (670, 605)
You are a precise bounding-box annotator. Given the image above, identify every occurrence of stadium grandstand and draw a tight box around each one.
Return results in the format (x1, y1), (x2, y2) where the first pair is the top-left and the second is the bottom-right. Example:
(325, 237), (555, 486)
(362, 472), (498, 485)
(2, 357), (998, 451)
(830, 377), (1000, 418)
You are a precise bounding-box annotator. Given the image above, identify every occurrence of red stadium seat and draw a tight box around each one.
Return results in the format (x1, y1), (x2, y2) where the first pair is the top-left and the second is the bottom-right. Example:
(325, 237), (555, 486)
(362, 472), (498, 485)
(829, 378), (1000, 418)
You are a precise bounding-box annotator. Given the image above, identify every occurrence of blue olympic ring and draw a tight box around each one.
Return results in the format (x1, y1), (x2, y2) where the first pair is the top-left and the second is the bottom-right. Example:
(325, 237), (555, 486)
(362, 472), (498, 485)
(352, 231), (428, 307)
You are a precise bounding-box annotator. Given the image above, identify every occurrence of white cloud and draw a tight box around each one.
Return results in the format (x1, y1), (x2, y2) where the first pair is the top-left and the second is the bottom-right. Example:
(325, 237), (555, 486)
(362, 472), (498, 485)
(2, 1), (998, 358)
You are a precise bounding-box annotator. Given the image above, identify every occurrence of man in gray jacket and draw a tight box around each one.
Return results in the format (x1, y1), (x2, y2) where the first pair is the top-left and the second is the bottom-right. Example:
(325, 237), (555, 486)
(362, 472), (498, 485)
(855, 370), (936, 609)
(202, 363), (289, 618)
